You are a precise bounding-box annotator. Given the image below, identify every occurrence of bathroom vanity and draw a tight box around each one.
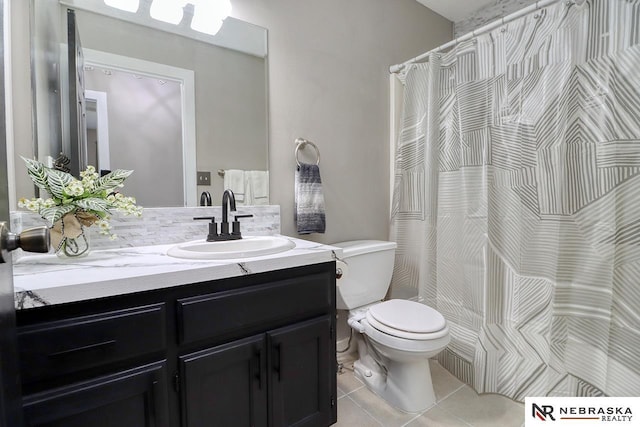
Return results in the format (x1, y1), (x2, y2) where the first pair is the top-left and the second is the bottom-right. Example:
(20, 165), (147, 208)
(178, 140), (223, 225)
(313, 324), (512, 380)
(13, 239), (338, 427)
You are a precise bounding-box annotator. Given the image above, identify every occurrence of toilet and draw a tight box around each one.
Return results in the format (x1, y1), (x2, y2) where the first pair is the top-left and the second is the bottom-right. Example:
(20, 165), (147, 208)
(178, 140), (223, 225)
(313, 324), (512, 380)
(333, 240), (450, 413)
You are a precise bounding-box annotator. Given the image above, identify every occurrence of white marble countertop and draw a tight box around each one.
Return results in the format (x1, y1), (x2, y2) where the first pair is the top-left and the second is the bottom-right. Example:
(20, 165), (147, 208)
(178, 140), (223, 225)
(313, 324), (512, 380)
(13, 236), (339, 310)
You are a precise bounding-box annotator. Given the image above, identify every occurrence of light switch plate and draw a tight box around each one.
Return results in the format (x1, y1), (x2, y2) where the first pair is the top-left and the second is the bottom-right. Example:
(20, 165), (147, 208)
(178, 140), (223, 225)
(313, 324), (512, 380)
(197, 171), (211, 185)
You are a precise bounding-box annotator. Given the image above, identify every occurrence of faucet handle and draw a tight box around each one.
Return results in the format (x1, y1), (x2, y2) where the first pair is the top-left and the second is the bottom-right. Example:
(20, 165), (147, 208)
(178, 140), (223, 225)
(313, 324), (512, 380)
(234, 214), (254, 220)
(232, 214), (254, 237)
(193, 217), (219, 241)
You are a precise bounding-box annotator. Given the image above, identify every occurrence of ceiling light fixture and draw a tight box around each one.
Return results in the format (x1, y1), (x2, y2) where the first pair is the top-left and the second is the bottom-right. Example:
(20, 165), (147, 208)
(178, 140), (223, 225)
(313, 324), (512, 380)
(103, 0), (140, 13)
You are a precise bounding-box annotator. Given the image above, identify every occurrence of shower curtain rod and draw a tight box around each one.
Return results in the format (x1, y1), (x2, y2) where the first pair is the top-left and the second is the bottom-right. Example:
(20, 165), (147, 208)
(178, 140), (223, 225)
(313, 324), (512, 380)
(389, 0), (562, 74)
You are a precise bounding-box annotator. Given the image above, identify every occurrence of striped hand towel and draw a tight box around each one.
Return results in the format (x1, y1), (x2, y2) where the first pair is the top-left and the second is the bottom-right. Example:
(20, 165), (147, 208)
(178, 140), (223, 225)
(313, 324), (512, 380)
(294, 162), (326, 234)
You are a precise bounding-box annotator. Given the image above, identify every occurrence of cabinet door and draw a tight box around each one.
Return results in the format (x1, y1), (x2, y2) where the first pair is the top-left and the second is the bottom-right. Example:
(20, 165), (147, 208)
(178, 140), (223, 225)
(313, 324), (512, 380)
(180, 335), (268, 427)
(22, 361), (169, 427)
(269, 315), (335, 427)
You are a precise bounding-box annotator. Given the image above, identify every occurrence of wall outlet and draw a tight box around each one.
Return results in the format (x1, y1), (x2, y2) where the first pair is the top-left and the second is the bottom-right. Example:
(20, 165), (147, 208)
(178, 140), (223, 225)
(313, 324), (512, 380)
(197, 171), (211, 185)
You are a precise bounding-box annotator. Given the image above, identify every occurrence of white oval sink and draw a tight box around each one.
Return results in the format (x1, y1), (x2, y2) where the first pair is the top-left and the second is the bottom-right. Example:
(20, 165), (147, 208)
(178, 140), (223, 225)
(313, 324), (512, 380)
(167, 236), (296, 260)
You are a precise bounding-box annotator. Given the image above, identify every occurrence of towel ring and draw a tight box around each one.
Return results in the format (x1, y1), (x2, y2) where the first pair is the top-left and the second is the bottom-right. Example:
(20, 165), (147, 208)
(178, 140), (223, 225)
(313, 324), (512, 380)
(295, 138), (320, 167)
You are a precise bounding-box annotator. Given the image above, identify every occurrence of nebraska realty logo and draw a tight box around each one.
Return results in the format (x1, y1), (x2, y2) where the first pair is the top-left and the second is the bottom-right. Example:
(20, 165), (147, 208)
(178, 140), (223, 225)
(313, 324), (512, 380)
(525, 397), (640, 425)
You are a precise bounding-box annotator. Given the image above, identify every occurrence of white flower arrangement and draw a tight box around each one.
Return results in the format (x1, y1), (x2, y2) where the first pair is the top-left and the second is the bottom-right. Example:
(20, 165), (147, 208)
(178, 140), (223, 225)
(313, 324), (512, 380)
(18, 158), (142, 240)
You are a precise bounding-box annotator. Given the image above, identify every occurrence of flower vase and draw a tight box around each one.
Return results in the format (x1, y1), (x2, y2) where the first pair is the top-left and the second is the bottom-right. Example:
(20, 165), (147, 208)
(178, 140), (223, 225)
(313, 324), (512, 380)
(51, 212), (96, 258)
(56, 228), (90, 258)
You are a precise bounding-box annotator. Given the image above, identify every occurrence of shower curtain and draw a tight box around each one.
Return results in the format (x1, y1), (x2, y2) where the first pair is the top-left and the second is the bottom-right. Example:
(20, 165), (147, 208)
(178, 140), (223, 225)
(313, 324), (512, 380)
(390, 0), (640, 400)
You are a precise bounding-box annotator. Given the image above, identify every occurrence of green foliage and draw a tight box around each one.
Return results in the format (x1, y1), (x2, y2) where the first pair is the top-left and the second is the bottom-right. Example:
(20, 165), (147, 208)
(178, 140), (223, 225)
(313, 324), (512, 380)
(45, 168), (75, 199)
(22, 157), (49, 192)
(75, 198), (109, 212)
(94, 169), (133, 192)
(40, 205), (76, 224)
(19, 159), (142, 236)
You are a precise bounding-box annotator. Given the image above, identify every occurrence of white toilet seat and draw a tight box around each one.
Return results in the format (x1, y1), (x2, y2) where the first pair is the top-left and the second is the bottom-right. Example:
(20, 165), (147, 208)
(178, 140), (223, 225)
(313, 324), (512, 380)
(362, 318), (450, 352)
(366, 300), (448, 340)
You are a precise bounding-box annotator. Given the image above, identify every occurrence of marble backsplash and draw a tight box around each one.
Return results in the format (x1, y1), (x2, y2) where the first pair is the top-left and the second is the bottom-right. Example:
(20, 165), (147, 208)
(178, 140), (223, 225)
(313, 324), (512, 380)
(11, 205), (281, 259)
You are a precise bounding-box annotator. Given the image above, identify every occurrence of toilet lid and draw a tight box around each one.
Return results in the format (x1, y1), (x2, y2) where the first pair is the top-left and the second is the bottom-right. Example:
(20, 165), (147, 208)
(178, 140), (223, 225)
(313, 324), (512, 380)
(368, 300), (446, 334)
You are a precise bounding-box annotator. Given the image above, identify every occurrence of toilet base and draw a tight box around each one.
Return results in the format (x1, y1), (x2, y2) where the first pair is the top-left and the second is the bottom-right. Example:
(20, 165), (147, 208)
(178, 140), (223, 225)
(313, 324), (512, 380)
(353, 355), (436, 413)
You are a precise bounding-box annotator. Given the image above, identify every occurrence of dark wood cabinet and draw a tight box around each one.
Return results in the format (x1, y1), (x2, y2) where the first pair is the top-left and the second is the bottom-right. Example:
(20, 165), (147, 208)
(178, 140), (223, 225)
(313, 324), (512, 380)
(180, 335), (268, 427)
(17, 262), (337, 427)
(269, 316), (334, 427)
(18, 304), (167, 385)
(22, 361), (169, 427)
(179, 315), (334, 427)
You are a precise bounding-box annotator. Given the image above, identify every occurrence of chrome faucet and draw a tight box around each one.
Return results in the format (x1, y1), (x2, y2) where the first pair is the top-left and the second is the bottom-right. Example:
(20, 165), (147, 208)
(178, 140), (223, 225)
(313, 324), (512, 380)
(199, 191), (212, 206)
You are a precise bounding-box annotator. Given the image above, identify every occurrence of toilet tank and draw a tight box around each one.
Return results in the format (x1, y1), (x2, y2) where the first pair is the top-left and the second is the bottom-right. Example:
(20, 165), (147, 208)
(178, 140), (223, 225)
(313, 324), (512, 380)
(332, 240), (397, 310)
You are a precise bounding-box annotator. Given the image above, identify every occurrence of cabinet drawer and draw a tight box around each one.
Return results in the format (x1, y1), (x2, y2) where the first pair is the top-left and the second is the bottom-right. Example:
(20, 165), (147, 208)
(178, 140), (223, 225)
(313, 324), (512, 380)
(177, 272), (332, 345)
(18, 304), (167, 385)
(23, 361), (169, 427)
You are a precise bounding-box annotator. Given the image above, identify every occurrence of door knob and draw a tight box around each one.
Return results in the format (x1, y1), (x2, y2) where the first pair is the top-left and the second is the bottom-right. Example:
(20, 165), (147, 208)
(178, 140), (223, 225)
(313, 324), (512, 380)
(0, 222), (50, 263)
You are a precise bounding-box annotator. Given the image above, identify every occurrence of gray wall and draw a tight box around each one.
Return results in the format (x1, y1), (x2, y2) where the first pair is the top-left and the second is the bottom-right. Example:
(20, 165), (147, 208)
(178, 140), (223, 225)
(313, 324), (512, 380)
(232, 0), (452, 244)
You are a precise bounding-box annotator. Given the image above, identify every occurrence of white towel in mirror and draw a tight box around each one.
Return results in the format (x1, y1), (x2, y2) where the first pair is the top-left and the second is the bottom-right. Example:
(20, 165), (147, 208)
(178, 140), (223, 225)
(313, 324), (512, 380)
(246, 171), (269, 205)
(223, 169), (245, 202)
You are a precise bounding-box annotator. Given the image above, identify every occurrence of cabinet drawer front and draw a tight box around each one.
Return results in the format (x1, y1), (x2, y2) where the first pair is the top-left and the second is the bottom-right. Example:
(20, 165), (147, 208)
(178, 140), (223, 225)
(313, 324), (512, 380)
(18, 304), (167, 385)
(177, 272), (332, 345)
(23, 361), (169, 427)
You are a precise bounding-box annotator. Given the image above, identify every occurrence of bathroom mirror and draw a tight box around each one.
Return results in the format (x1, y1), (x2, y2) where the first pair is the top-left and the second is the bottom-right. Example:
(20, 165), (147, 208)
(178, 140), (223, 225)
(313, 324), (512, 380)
(23, 0), (269, 207)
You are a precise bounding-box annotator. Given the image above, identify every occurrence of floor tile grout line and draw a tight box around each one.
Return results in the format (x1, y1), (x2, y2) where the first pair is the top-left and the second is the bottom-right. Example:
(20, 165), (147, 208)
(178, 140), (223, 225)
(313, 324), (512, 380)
(399, 404), (436, 427)
(436, 383), (473, 427)
(337, 384), (365, 398)
(436, 383), (467, 404)
(435, 399), (479, 427)
(409, 384), (474, 427)
(343, 394), (385, 426)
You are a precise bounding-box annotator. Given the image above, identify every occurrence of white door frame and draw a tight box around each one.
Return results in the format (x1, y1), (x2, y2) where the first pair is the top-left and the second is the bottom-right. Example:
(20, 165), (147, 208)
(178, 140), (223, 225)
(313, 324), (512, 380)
(84, 89), (110, 172)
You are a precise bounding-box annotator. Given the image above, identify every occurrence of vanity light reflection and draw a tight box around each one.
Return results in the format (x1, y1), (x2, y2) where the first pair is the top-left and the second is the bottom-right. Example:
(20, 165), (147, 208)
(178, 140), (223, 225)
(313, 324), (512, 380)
(104, 0), (233, 35)
(103, 0), (139, 12)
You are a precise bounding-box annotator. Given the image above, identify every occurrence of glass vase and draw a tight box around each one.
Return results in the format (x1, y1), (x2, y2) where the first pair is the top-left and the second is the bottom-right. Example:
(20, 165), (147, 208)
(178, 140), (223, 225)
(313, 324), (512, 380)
(51, 212), (92, 258)
(56, 228), (91, 258)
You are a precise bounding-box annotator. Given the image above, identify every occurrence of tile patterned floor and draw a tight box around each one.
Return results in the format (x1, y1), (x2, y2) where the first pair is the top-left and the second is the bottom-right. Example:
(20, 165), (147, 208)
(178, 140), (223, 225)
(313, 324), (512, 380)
(335, 360), (525, 427)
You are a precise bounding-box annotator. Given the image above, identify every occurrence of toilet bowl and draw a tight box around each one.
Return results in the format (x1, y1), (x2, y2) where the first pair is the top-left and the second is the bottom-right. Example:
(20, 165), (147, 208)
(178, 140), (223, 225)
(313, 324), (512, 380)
(333, 240), (450, 413)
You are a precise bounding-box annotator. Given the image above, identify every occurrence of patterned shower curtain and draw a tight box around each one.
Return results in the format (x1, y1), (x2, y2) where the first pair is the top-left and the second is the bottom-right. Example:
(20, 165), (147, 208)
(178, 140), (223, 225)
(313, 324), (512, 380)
(390, 0), (640, 400)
